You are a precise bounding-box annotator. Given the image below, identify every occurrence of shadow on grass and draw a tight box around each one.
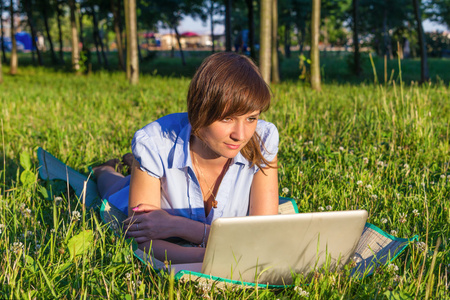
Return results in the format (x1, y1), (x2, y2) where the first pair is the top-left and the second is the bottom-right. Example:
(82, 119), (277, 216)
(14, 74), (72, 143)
(3, 50), (450, 85)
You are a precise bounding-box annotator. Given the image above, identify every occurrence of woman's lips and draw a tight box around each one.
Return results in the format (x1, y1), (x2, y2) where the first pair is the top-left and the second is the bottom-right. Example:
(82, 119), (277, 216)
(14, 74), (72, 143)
(225, 143), (240, 150)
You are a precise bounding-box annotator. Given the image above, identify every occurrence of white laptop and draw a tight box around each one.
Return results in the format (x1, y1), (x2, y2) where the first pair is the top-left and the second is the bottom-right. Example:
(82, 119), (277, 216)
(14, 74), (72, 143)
(170, 210), (368, 285)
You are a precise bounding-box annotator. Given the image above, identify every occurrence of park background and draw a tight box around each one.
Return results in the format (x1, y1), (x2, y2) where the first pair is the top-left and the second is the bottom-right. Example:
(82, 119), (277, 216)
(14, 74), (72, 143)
(0, 0), (450, 299)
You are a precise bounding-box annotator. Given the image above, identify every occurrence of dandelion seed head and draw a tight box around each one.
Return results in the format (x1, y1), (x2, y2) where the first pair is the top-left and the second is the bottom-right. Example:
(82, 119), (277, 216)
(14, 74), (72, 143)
(387, 263), (399, 272)
(318, 206), (324, 211)
(371, 194), (378, 200)
(365, 184), (372, 189)
(326, 205), (332, 211)
(339, 146), (345, 151)
(390, 230), (398, 236)
(294, 286), (310, 297)
(356, 180), (363, 186)
(11, 242), (24, 254)
(381, 218), (388, 224)
(412, 209), (419, 217)
(282, 187), (289, 194)
(363, 157), (369, 164)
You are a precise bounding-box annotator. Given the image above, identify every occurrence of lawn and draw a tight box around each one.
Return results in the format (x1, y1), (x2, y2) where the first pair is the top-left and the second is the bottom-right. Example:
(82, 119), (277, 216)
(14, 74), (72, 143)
(0, 54), (449, 299)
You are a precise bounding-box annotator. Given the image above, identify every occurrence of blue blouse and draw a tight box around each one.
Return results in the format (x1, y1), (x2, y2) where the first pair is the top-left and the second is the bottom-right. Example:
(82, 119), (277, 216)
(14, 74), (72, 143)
(108, 113), (279, 225)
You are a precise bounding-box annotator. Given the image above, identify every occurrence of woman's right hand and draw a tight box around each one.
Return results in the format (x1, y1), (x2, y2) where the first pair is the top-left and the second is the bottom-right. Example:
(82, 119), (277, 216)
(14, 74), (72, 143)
(123, 205), (176, 243)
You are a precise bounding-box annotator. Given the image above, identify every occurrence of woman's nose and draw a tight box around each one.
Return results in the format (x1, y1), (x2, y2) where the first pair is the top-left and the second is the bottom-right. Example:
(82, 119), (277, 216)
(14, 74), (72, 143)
(230, 122), (245, 141)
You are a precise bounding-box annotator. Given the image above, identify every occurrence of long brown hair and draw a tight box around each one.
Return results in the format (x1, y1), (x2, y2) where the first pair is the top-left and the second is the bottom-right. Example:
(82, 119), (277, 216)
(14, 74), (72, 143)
(187, 52), (274, 170)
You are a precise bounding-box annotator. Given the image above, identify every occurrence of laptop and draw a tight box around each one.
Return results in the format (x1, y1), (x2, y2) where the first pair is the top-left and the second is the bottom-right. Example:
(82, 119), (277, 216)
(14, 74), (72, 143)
(170, 210), (368, 285)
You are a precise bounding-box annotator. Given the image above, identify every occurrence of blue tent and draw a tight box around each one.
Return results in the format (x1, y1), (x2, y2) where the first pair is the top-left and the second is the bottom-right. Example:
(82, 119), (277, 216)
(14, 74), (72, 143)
(15, 32), (34, 51)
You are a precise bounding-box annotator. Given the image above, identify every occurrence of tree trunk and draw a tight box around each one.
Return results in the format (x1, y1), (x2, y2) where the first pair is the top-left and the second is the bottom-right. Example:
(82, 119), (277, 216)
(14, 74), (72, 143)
(69, 0), (80, 72)
(271, 0), (280, 83)
(284, 24), (291, 58)
(0, 0), (7, 64)
(210, 0), (215, 53)
(124, 0), (139, 84)
(42, 3), (57, 64)
(9, 0), (18, 75)
(57, 1), (64, 63)
(173, 25), (186, 66)
(412, 0), (429, 82)
(225, 0), (232, 51)
(111, 0), (125, 71)
(91, 9), (103, 66)
(245, 0), (255, 59)
(352, 0), (361, 76)
(259, 0), (271, 84)
(310, 0), (321, 91)
(298, 22), (306, 55)
(25, 0), (43, 66)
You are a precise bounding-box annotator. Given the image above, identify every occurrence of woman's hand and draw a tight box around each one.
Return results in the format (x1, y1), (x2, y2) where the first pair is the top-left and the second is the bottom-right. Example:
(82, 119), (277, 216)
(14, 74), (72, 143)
(123, 204), (176, 243)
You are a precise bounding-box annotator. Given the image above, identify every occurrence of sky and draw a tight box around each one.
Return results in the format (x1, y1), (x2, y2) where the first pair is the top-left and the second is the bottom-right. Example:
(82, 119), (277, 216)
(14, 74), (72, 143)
(160, 16), (449, 35)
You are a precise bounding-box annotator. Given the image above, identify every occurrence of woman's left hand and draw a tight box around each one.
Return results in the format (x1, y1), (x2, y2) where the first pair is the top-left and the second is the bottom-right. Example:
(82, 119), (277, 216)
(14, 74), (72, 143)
(123, 204), (176, 243)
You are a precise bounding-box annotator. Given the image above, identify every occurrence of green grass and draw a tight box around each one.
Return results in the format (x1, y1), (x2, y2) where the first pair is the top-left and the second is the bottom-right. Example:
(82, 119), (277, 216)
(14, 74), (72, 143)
(0, 55), (449, 299)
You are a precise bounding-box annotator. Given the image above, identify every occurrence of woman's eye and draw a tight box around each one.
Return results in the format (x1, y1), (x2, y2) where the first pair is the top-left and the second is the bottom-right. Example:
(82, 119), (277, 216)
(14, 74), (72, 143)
(222, 117), (232, 122)
(247, 117), (257, 122)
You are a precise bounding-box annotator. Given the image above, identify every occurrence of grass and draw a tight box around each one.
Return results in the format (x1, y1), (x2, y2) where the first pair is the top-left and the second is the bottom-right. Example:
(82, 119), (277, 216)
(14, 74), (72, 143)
(0, 54), (449, 299)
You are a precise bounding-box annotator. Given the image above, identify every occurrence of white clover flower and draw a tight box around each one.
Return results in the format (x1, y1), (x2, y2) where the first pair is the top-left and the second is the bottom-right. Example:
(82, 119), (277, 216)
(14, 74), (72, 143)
(390, 230), (398, 236)
(421, 182), (425, 187)
(308, 141), (313, 145)
(412, 209), (419, 217)
(398, 146), (402, 150)
(0, 224), (5, 234)
(282, 187), (289, 194)
(440, 175), (446, 179)
(299, 171), (304, 176)
(11, 242), (24, 254)
(365, 184), (372, 189)
(381, 218), (388, 224)
(19, 203), (26, 210)
(294, 286), (310, 297)
(318, 206), (324, 211)
(71, 211), (81, 221)
(447, 175), (450, 179)
(198, 281), (212, 293)
(415, 241), (426, 252)
(54, 196), (63, 205)
(50, 228), (55, 233)
(349, 150), (354, 155)
(326, 205), (332, 211)
(356, 180), (363, 186)
(339, 146), (345, 151)
(320, 168), (324, 172)
(403, 164), (410, 169)
(371, 194), (378, 200)
(408, 185), (413, 189)
(393, 275), (401, 282)
(399, 213), (407, 224)
(125, 272), (132, 280)
(377, 161), (385, 168)
(373, 146), (378, 151)
(363, 157), (369, 164)
(387, 263), (399, 272)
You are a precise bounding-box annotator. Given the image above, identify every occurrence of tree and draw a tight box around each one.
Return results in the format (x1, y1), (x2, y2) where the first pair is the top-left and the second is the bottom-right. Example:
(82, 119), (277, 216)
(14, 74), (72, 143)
(69, 0), (80, 72)
(24, 0), (43, 66)
(412, 0), (429, 82)
(225, 0), (231, 51)
(352, 0), (361, 75)
(40, 0), (58, 64)
(271, 0), (280, 83)
(260, 0), (272, 84)
(9, 0), (18, 75)
(124, 0), (138, 84)
(1, 0), (7, 63)
(310, 0), (321, 91)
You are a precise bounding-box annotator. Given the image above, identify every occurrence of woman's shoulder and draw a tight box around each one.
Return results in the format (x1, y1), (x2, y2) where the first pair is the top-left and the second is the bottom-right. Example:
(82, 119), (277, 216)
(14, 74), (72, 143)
(135, 113), (189, 139)
(256, 119), (278, 140)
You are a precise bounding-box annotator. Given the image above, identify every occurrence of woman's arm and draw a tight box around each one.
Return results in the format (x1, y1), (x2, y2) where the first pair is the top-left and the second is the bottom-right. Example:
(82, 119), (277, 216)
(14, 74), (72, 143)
(124, 157), (209, 262)
(249, 155), (279, 215)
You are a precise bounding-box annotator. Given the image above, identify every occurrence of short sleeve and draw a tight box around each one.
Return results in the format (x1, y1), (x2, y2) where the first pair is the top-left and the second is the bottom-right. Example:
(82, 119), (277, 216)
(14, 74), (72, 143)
(131, 128), (164, 179)
(257, 121), (279, 164)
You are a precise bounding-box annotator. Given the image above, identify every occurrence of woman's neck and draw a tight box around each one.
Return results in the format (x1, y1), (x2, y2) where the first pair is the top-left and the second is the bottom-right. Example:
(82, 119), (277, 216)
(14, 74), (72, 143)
(190, 135), (230, 167)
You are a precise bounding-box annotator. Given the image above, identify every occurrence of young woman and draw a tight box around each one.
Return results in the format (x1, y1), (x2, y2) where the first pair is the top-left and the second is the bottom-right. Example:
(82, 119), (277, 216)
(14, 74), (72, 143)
(94, 52), (279, 264)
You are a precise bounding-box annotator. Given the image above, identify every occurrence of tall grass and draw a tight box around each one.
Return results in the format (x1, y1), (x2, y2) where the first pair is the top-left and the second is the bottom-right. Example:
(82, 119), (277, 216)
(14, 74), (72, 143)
(0, 58), (449, 298)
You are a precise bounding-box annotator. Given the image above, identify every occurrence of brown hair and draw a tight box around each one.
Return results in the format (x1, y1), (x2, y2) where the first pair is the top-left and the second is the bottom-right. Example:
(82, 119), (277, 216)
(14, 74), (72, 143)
(187, 52), (274, 170)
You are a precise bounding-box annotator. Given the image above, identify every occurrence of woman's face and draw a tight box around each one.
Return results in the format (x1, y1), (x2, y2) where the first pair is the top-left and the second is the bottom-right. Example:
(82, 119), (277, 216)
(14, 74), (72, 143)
(197, 110), (261, 159)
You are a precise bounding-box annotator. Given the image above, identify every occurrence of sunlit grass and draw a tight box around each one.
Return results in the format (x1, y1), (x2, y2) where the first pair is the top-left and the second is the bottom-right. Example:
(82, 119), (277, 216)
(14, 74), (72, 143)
(0, 59), (449, 298)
